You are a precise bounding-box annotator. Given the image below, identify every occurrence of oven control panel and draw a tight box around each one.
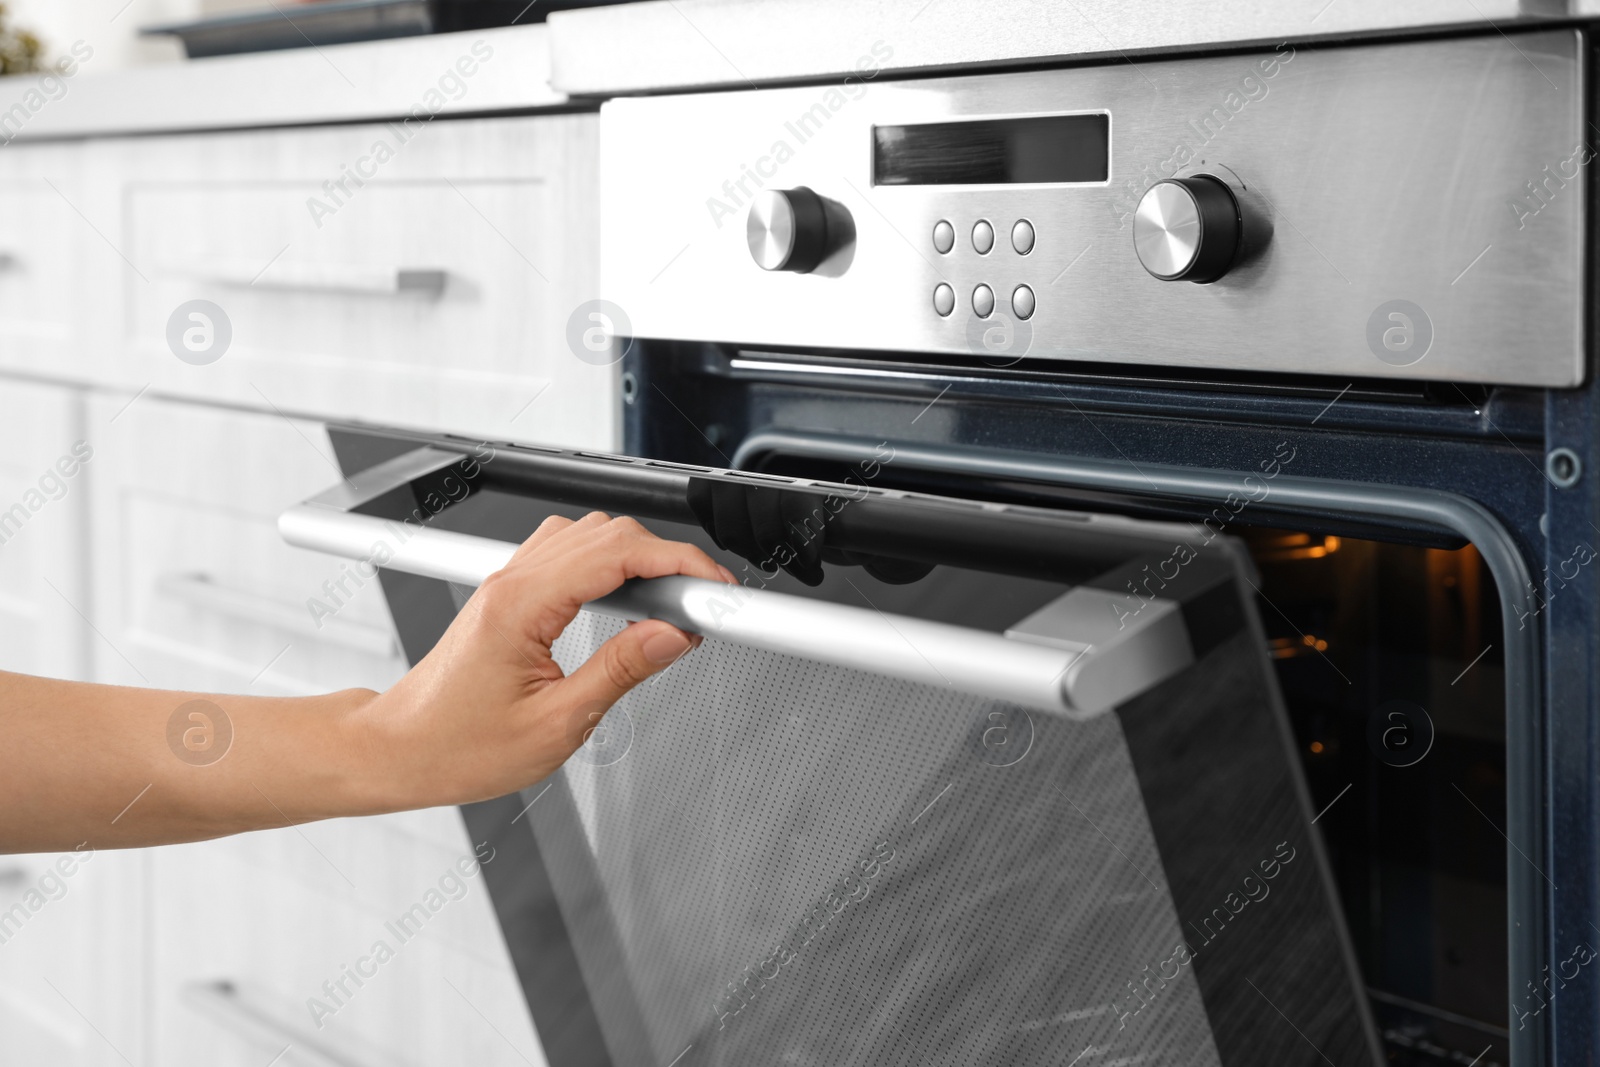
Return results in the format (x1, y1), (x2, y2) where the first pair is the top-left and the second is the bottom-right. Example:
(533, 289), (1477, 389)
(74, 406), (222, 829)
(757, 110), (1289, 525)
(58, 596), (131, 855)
(601, 31), (1584, 387)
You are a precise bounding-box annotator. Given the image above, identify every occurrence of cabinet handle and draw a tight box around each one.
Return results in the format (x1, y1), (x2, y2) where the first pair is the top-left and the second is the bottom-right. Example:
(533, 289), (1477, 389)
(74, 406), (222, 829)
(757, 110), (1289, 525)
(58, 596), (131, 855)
(169, 262), (446, 296)
(156, 572), (399, 659)
(278, 446), (1195, 718)
(181, 980), (377, 1067)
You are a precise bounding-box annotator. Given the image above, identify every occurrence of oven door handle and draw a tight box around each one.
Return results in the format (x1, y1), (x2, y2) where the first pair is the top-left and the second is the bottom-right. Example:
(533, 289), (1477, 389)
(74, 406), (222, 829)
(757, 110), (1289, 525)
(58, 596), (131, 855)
(277, 446), (1194, 717)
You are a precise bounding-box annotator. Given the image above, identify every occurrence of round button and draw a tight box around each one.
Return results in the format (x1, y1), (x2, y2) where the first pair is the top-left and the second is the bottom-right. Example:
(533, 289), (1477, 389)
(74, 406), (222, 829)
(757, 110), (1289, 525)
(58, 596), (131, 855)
(932, 283), (955, 317)
(932, 220), (955, 255)
(1012, 285), (1035, 320)
(972, 220), (994, 255)
(972, 284), (995, 318)
(1011, 219), (1035, 255)
(1132, 175), (1242, 283)
(747, 187), (835, 273)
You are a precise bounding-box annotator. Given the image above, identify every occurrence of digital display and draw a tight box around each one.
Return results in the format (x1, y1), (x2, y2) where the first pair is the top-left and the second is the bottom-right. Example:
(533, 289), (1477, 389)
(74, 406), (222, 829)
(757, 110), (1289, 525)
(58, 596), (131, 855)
(872, 113), (1109, 186)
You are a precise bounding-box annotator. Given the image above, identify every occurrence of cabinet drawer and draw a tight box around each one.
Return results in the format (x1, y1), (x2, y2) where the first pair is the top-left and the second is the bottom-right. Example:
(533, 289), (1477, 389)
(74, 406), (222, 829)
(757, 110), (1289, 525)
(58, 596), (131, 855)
(149, 816), (542, 1067)
(0, 144), (88, 381)
(0, 379), (90, 681)
(94, 115), (611, 450)
(87, 394), (406, 694)
(0, 847), (147, 1067)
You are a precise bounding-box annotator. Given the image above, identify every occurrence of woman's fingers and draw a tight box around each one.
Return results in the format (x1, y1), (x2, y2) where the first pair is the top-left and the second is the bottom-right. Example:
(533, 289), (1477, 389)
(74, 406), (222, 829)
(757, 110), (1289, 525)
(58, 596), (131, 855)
(508, 510), (611, 565)
(506, 513), (578, 564)
(481, 514), (734, 647)
(536, 518), (730, 606)
(551, 618), (699, 728)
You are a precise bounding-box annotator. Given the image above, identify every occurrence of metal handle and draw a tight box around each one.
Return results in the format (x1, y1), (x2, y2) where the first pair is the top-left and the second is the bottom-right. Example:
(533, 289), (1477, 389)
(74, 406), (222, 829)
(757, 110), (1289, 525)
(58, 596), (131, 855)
(157, 572), (399, 658)
(181, 980), (378, 1067)
(169, 262), (446, 296)
(277, 446), (1196, 717)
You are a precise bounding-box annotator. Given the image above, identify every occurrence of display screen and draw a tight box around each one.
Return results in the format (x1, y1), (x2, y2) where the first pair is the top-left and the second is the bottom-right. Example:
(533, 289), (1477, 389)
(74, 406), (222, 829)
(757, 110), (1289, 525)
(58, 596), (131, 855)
(873, 113), (1109, 185)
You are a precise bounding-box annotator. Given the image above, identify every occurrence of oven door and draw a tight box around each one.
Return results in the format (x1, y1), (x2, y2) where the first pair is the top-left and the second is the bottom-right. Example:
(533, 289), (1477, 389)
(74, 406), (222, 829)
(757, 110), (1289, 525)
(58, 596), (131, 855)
(284, 427), (1383, 1067)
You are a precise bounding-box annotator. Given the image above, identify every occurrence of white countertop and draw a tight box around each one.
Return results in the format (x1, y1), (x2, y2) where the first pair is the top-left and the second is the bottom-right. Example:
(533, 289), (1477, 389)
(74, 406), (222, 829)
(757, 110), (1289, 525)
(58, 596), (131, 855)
(2, 0), (1595, 139)
(0, 24), (563, 141)
(547, 0), (1600, 95)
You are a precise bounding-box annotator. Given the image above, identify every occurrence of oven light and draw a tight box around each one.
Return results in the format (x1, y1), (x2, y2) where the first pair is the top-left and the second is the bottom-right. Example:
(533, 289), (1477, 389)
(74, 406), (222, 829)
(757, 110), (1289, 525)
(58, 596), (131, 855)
(1268, 634), (1329, 659)
(1256, 533), (1343, 561)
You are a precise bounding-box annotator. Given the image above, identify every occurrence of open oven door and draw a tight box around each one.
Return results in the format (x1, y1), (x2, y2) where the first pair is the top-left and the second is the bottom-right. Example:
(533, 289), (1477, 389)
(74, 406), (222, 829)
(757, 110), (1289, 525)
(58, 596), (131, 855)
(282, 427), (1385, 1067)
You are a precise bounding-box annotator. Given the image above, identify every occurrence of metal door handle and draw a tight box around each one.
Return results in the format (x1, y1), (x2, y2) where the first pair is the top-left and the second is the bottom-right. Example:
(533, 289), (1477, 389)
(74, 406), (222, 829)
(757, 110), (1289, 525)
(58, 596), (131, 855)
(167, 262), (446, 296)
(181, 980), (378, 1067)
(278, 446), (1196, 717)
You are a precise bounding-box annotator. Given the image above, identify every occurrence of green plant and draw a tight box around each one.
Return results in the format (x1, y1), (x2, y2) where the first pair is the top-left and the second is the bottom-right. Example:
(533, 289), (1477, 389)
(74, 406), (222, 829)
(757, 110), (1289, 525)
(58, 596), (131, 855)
(0, 3), (41, 76)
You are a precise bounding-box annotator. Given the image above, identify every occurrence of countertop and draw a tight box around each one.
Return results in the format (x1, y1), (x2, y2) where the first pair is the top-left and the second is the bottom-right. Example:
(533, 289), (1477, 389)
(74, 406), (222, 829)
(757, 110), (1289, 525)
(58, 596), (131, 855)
(2, 0), (1596, 139)
(546, 0), (1600, 95)
(0, 24), (562, 142)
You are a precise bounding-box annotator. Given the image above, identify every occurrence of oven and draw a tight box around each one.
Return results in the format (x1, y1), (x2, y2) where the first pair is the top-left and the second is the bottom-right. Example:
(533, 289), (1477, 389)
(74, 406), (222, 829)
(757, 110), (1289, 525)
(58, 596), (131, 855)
(283, 24), (1595, 1067)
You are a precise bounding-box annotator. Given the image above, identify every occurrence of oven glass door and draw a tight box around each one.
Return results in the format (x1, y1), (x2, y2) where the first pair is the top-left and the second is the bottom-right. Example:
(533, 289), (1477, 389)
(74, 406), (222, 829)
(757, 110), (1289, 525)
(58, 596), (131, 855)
(294, 431), (1387, 1067)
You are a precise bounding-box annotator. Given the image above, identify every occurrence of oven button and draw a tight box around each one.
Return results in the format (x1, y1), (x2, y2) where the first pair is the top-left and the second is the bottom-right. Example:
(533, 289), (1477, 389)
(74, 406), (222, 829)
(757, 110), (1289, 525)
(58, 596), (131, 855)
(747, 187), (842, 273)
(972, 284), (995, 318)
(972, 220), (994, 255)
(932, 220), (955, 255)
(1133, 175), (1242, 283)
(933, 283), (955, 317)
(1012, 284), (1035, 320)
(1011, 219), (1035, 255)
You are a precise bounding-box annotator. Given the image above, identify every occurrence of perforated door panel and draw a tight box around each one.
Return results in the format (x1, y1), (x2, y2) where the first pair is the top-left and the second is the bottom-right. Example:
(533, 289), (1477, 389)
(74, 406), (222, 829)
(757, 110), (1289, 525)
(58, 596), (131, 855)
(523, 608), (1374, 1067)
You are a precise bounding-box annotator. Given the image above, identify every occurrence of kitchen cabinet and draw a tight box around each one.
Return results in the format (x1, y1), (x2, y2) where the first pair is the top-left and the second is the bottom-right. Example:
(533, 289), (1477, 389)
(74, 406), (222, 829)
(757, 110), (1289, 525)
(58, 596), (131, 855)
(0, 380), (144, 1067)
(86, 114), (612, 450)
(148, 814), (544, 1067)
(0, 377), (91, 681)
(83, 392), (408, 695)
(0, 143), (90, 384)
(0, 846), (148, 1067)
(0, 100), (594, 1067)
(71, 392), (543, 1065)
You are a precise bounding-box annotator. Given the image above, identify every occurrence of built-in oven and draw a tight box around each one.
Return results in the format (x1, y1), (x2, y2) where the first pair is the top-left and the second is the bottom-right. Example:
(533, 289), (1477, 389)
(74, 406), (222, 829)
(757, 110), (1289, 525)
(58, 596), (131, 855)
(283, 25), (1595, 1067)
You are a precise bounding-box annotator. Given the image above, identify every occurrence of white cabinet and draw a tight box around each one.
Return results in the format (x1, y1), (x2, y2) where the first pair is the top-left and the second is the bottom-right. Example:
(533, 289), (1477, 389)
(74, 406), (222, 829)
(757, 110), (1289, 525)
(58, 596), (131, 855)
(148, 812), (544, 1067)
(85, 114), (612, 450)
(0, 378), (91, 681)
(0, 143), (90, 383)
(0, 387), (143, 1067)
(0, 107), (594, 1067)
(83, 392), (408, 695)
(73, 392), (543, 1066)
(0, 846), (148, 1067)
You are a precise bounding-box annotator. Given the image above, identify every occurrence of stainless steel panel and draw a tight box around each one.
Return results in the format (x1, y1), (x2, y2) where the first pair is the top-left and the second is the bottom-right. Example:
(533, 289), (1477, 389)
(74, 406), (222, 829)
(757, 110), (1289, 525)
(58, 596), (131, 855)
(600, 31), (1585, 386)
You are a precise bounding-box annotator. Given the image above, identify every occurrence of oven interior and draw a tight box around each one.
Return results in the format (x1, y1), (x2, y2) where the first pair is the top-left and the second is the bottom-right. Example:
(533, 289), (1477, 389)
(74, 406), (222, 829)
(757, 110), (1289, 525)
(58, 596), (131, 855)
(742, 456), (1514, 1066)
(1245, 527), (1508, 1064)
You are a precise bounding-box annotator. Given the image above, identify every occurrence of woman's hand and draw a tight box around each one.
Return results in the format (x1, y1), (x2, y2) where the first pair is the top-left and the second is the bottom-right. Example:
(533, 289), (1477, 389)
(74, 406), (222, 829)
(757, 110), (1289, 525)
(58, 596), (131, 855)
(347, 512), (734, 810)
(0, 513), (733, 853)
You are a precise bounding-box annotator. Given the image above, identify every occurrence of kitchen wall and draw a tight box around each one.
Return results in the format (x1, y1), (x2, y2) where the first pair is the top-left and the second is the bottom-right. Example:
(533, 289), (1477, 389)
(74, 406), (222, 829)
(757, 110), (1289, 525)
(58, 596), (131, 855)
(8, 0), (206, 72)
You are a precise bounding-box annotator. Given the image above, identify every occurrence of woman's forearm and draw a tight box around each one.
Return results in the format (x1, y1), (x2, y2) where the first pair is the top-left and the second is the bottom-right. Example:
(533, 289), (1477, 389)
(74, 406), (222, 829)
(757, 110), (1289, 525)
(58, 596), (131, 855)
(0, 672), (389, 852)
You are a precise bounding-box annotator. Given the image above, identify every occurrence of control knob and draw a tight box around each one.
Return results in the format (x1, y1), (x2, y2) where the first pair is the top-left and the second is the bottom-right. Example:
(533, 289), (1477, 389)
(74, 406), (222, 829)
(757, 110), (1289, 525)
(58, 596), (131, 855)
(1132, 175), (1242, 283)
(747, 187), (840, 273)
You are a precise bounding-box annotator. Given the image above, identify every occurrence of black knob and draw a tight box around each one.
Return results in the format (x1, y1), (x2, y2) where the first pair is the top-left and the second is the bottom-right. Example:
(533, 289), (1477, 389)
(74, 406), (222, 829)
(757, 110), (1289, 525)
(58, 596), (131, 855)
(1133, 175), (1242, 283)
(747, 187), (834, 273)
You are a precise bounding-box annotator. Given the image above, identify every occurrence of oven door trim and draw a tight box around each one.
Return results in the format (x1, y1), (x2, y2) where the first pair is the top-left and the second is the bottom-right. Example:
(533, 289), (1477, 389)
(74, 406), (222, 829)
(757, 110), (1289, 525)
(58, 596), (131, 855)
(732, 428), (1545, 1067)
